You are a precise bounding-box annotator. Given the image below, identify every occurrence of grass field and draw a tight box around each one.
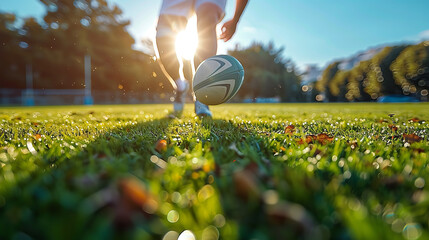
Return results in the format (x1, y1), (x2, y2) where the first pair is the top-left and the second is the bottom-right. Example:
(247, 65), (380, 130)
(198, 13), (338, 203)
(1, 103), (429, 240)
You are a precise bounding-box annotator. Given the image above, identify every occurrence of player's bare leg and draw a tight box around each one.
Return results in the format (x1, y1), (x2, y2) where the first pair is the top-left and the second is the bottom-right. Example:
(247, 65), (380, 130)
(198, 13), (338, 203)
(194, 3), (221, 66)
(156, 15), (189, 117)
(193, 3), (222, 117)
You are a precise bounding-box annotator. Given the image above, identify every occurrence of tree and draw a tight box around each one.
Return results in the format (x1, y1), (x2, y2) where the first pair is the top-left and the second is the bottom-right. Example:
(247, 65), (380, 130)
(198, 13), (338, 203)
(35, 0), (155, 93)
(391, 41), (429, 100)
(228, 42), (302, 102)
(316, 61), (340, 102)
(20, 17), (61, 89)
(366, 45), (408, 98)
(0, 0), (175, 103)
(347, 60), (372, 101)
(280, 67), (302, 102)
(330, 70), (351, 101)
(0, 13), (26, 88)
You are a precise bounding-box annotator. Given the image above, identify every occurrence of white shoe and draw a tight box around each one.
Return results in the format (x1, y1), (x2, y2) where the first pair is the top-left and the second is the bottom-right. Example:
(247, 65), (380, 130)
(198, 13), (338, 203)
(173, 80), (189, 112)
(168, 80), (189, 118)
(195, 100), (212, 117)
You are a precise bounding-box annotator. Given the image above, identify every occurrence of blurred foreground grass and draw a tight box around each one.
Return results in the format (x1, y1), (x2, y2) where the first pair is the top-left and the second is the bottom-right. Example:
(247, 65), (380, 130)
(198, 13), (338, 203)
(0, 103), (429, 240)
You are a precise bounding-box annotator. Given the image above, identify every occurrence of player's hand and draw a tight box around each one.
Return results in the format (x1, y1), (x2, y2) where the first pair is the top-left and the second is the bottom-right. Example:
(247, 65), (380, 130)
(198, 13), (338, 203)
(220, 20), (237, 42)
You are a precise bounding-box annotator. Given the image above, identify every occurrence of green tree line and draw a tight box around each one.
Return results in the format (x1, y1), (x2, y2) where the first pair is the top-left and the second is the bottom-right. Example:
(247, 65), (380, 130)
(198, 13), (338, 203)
(0, 0), (168, 98)
(316, 42), (429, 102)
(0, 0), (303, 103)
(228, 42), (303, 102)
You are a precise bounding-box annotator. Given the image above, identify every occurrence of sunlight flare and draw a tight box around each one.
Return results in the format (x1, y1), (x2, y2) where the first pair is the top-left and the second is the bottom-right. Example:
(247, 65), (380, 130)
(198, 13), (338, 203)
(175, 15), (198, 61)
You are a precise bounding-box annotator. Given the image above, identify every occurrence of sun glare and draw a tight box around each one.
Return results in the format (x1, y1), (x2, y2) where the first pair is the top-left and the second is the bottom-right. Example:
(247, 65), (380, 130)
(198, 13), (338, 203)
(175, 16), (198, 61)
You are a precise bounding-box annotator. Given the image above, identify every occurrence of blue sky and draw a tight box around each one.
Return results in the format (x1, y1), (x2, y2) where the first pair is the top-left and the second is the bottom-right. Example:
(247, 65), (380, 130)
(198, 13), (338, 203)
(1, 0), (429, 70)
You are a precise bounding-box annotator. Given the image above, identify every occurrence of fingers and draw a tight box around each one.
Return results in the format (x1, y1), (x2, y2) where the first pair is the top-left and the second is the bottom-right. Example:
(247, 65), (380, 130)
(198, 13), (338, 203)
(220, 32), (232, 42)
(219, 22), (234, 42)
(219, 24), (227, 39)
(219, 31), (228, 41)
(222, 30), (234, 42)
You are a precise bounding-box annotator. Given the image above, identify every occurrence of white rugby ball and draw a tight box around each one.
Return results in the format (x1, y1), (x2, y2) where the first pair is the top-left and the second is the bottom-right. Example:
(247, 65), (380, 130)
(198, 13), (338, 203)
(192, 55), (244, 105)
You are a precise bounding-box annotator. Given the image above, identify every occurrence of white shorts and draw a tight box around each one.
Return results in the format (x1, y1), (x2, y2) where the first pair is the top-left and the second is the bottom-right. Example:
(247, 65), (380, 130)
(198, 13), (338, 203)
(159, 0), (226, 19)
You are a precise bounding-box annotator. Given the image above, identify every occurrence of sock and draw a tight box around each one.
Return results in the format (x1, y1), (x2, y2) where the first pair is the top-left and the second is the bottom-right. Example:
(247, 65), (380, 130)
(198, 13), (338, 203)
(175, 78), (187, 92)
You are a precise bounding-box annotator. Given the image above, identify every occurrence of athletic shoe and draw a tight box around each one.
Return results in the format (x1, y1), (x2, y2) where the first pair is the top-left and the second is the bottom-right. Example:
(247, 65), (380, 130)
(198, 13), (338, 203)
(168, 80), (189, 118)
(195, 100), (212, 117)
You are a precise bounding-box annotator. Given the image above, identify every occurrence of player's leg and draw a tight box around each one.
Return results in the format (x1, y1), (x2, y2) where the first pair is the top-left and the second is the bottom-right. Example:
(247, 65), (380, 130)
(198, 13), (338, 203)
(193, 2), (224, 117)
(194, 2), (223, 67)
(156, 14), (187, 84)
(156, 14), (189, 115)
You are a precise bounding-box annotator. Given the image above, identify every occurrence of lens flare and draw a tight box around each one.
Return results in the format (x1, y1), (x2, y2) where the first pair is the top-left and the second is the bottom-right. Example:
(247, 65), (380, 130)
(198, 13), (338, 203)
(175, 16), (198, 61)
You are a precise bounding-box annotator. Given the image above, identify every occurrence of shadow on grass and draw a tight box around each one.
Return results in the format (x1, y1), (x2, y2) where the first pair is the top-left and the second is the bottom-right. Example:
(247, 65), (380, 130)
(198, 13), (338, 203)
(1, 115), (328, 240)
(1, 115), (411, 240)
(0, 117), (174, 239)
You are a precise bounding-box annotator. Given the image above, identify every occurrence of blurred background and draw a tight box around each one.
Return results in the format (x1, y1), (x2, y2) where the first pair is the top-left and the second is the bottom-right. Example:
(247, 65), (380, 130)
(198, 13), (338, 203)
(1, 0), (429, 105)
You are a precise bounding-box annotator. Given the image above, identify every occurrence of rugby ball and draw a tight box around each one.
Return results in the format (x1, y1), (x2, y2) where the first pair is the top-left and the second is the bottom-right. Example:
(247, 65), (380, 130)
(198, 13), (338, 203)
(192, 55), (244, 105)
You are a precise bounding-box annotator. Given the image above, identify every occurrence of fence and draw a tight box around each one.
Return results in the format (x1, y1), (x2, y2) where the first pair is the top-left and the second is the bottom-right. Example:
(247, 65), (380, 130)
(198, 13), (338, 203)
(0, 88), (172, 106)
